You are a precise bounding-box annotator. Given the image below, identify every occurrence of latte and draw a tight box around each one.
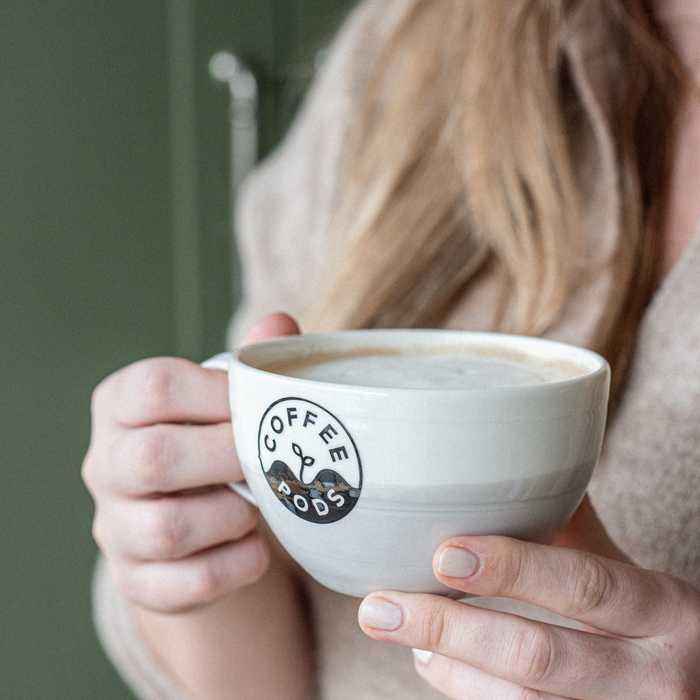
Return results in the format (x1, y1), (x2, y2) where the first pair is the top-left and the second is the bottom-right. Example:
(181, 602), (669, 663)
(259, 344), (584, 389)
(219, 328), (610, 596)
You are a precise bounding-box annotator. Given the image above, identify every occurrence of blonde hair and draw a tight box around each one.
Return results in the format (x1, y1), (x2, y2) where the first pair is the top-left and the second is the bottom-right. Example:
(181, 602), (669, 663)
(302, 0), (684, 405)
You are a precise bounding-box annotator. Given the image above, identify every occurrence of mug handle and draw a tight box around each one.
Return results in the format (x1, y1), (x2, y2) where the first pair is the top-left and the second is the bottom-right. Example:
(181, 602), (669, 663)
(202, 352), (258, 507)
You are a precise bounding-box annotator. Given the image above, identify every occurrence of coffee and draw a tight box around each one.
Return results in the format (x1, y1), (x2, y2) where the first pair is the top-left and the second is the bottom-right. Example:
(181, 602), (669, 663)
(260, 345), (584, 390)
(219, 328), (610, 596)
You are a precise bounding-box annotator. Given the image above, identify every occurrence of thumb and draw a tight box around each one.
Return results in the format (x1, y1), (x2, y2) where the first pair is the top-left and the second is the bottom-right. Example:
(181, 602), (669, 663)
(241, 312), (301, 345)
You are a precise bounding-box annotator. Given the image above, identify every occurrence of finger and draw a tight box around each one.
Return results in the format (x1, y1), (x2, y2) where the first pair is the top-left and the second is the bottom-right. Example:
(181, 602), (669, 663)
(412, 650), (571, 700)
(359, 592), (645, 698)
(97, 488), (258, 561)
(432, 536), (684, 637)
(93, 357), (230, 429)
(240, 312), (300, 345)
(107, 422), (240, 495)
(114, 532), (270, 613)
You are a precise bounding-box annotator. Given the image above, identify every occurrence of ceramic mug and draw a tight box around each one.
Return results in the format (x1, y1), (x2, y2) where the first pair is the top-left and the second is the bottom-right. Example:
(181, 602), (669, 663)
(203, 329), (610, 598)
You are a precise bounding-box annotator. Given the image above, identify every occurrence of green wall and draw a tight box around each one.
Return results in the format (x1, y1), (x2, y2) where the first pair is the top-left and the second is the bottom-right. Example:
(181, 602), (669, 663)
(0, 1), (353, 697)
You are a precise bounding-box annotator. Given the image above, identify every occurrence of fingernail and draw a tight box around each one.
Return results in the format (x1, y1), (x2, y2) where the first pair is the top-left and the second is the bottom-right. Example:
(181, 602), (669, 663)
(437, 546), (479, 578)
(412, 648), (433, 665)
(358, 597), (403, 631)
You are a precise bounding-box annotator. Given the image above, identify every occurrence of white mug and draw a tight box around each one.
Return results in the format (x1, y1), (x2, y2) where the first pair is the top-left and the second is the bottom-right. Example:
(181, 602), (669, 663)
(204, 329), (610, 598)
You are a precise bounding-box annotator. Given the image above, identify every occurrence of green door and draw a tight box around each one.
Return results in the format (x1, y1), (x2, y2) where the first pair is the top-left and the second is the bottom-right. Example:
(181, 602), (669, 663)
(1, 1), (354, 696)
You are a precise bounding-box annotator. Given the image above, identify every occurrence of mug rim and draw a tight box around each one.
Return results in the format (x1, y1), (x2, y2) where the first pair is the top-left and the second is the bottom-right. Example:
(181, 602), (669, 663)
(231, 328), (610, 398)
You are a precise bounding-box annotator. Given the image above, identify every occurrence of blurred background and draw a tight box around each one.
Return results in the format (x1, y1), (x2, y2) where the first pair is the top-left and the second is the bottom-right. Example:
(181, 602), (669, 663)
(1, 1), (353, 696)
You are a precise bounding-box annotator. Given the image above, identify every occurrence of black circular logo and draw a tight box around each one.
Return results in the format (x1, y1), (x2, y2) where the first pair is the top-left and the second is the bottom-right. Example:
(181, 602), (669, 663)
(257, 397), (362, 524)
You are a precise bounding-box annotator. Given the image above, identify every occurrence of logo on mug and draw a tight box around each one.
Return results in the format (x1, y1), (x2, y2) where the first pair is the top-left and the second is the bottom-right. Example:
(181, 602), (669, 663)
(257, 397), (362, 523)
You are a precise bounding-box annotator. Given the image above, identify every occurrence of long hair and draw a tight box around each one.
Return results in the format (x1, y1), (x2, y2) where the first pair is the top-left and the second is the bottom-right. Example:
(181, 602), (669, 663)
(300, 0), (685, 405)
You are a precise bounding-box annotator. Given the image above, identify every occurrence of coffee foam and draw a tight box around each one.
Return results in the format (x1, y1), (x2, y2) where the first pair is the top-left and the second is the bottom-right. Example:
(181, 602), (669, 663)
(257, 343), (587, 390)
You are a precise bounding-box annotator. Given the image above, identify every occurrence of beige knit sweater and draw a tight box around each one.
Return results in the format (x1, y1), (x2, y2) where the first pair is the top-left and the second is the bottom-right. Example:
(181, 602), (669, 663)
(93, 2), (700, 698)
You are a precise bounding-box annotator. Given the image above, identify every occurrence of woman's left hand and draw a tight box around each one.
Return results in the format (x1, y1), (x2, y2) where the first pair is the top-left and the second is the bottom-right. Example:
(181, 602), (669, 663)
(358, 502), (700, 699)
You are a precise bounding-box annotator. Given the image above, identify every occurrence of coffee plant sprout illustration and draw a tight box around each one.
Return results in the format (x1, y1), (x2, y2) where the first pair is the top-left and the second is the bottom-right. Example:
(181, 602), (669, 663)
(292, 442), (315, 484)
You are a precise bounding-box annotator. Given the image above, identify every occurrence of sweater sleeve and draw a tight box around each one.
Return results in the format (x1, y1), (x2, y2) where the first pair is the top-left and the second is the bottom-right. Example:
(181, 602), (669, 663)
(91, 3), (389, 697)
(92, 556), (190, 699)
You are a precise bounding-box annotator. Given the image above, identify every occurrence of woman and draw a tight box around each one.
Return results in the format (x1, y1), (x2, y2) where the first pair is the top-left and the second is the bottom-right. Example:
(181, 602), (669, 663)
(83, 1), (700, 698)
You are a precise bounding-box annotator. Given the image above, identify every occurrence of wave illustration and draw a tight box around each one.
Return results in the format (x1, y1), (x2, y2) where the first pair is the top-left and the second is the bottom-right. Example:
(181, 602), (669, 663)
(264, 459), (360, 524)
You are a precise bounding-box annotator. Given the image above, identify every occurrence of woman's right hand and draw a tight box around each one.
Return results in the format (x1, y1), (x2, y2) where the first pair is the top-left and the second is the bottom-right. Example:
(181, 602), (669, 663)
(82, 313), (300, 614)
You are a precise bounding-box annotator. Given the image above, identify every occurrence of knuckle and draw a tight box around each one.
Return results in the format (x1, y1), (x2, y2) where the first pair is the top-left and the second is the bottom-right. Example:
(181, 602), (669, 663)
(571, 554), (615, 614)
(236, 502), (260, 536)
(131, 428), (171, 492)
(506, 624), (556, 686)
(90, 376), (113, 418)
(243, 537), (271, 583)
(125, 358), (177, 422)
(81, 452), (98, 492)
(422, 603), (450, 653)
(143, 501), (186, 559)
(139, 361), (174, 415)
(91, 516), (107, 550)
(110, 561), (197, 615)
(491, 538), (528, 594)
(188, 560), (222, 602)
(116, 566), (187, 615)
(659, 574), (696, 634)
(111, 562), (143, 604)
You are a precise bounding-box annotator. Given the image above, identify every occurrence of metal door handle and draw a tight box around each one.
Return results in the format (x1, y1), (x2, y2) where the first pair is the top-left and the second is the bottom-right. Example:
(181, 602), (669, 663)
(209, 52), (259, 194)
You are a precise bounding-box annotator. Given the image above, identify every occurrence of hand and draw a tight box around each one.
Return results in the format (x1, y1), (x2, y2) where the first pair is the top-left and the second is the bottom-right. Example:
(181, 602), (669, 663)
(358, 499), (700, 699)
(82, 313), (300, 613)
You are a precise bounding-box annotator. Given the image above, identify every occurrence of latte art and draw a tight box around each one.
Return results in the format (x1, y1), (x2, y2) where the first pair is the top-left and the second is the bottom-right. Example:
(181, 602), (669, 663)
(260, 346), (583, 390)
